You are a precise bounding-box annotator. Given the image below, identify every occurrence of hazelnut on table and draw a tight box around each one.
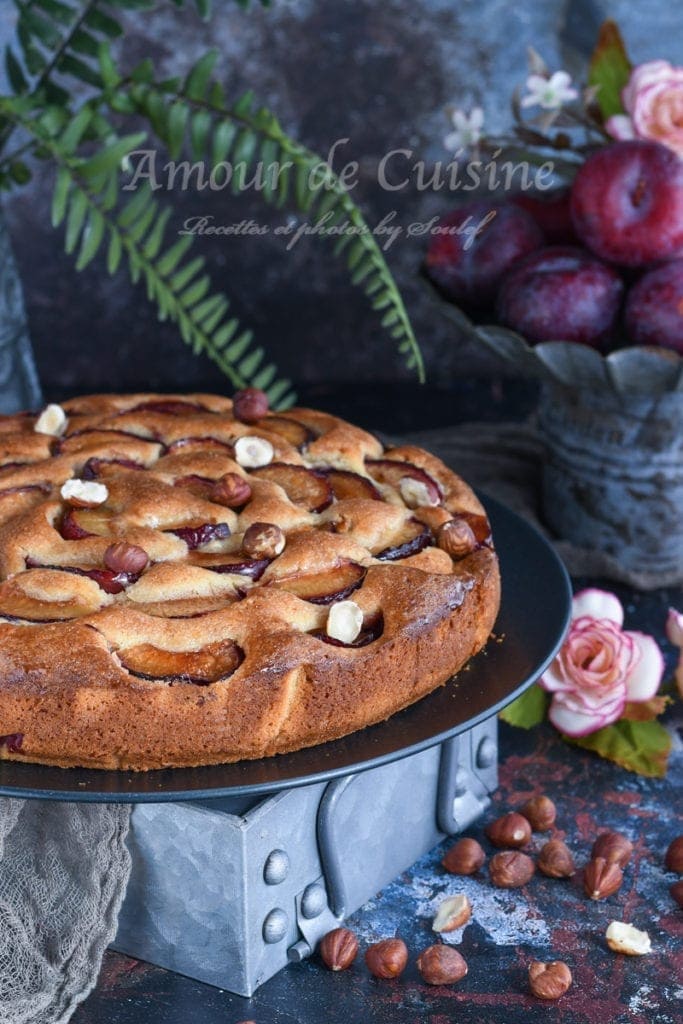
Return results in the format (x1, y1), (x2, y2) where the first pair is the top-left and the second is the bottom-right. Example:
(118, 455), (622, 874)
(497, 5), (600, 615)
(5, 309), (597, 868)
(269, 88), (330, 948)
(417, 945), (468, 986)
(364, 938), (408, 979)
(528, 960), (572, 1000)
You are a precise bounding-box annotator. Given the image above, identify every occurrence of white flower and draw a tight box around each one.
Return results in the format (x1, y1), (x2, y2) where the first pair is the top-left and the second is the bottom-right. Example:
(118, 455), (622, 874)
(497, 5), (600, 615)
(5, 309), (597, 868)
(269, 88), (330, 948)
(444, 107), (484, 151)
(521, 71), (578, 110)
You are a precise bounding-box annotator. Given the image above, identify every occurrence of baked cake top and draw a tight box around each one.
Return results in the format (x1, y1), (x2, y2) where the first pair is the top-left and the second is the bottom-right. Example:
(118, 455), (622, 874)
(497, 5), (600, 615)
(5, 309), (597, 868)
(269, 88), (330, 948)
(0, 389), (493, 689)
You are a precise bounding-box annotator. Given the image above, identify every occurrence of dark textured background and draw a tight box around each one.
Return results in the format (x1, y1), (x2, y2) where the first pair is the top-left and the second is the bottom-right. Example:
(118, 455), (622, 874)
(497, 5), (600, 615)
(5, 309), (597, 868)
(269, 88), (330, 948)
(0, 0), (681, 400)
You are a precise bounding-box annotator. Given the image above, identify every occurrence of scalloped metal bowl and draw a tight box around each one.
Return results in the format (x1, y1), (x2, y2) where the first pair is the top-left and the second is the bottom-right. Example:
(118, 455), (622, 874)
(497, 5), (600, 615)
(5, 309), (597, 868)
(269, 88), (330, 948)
(426, 280), (683, 396)
(428, 286), (683, 586)
(475, 324), (683, 396)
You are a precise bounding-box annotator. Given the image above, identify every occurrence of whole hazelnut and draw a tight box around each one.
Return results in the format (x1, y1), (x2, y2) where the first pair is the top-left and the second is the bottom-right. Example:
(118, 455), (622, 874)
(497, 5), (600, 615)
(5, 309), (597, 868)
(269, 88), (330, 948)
(537, 839), (575, 879)
(486, 812), (532, 849)
(416, 945), (468, 986)
(442, 837), (486, 876)
(432, 894), (471, 933)
(436, 518), (477, 559)
(242, 522), (285, 559)
(210, 473), (252, 508)
(489, 850), (535, 888)
(583, 857), (623, 900)
(365, 938), (408, 980)
(521, 795), (556, 832)
(232, 387), (269, 424)
(670, 880), (683, 907)
(528, 960), (572, 1000)
(665, 835), (683, 873)
(319, 927), (359, 972)
(103, 541), (149, 575)
(592, 831), (633, 869)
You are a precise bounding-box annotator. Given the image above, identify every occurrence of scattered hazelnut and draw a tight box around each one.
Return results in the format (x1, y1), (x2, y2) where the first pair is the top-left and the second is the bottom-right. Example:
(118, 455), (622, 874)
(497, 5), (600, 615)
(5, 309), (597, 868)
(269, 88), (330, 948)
(592, 831), (633, 869)
(432, 893), (471, 933)
(234, 435), (274, 469)
(326, 600), (363, 645)
(489, 851), (535, 888)
(521, 795), (556, 832)
(416, 945), (468, 986)
(605, 921), (652, 955)
(670, 880), (683, 907)
(34, 403), (67, 437)
(665, 835), (683, 873)
(364, 938), (408, 979)
(60, 478), (108, 508)
(399, 476), (439, 509)
(210, 473), (252, 508)
(442, 837), (486, 876)
(232, 387), (269, 424)
(537, 839), (575, 879)
(242, 522), (285, 559)
(319, 927), (359, 972)
(528, 960), (572, 1000)
(486, 812), (532, 849)
(436, 518), (477, 559)
(103, 542), (149, 575)
(583, 857), (623, 900)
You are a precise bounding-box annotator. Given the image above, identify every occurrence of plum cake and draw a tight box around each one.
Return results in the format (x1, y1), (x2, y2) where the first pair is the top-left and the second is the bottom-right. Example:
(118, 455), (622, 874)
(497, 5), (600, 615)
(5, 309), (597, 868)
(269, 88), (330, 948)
(0, 389), (500, 770)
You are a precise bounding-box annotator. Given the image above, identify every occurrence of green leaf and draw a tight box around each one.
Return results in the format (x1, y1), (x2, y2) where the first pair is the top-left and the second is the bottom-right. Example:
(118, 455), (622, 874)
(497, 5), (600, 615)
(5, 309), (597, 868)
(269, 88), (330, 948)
(57, 52), (102, 88)
(20, 8), (62, 49)
(167, 101), (189, 159)
(190, 109), (212, 160)
(156, 234), (193, 275)
(80, 133), (146, 179)
(60, 106), (94, 153)
(83, 8), (124, 39)
(51, 166), (71, 226)
(184, 51), (218, 100)
(499, 684), (549, 729)
(69, 28), (101, 58)
(5, 48), (29, 94)
(106, 229), (123, 273)
(98, 42), (121, 90)
(567, 719), (671, 778)
(34, 0), (78, 27)
(76, 208), (105, 269)
(588, 20), (632, 120)
(64, 189), (88, 253)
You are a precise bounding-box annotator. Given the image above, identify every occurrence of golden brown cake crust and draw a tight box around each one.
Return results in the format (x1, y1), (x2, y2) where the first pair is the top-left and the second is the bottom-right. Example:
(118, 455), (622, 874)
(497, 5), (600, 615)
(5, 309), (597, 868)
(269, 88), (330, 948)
(0, 393), (500, 770)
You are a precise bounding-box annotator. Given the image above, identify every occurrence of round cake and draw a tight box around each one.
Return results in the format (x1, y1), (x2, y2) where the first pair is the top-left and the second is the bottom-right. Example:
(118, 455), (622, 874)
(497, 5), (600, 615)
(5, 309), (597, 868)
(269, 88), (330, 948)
(0, 390), (500, 770)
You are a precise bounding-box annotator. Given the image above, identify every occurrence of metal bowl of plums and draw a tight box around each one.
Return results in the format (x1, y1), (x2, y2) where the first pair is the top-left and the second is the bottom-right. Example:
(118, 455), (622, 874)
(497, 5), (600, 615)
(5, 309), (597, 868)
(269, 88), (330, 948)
(424, 139), (683, 586)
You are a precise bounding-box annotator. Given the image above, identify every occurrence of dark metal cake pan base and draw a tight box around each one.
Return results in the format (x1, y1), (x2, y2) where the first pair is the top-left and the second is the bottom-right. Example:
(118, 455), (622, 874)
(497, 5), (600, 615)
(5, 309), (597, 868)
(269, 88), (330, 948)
(0, 495), (571, 802)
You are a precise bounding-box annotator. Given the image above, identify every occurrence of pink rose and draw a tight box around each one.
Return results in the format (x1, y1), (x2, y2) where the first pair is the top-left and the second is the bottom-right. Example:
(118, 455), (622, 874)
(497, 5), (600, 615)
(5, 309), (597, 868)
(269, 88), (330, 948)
(666, 607), (683, 698)
(540, 589), (664, 737)
(606, 60), (683, 158)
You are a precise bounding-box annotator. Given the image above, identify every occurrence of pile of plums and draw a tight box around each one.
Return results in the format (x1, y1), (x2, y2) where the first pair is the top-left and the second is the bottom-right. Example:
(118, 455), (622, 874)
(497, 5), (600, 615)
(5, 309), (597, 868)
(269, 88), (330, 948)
(424, 140), (683, 355)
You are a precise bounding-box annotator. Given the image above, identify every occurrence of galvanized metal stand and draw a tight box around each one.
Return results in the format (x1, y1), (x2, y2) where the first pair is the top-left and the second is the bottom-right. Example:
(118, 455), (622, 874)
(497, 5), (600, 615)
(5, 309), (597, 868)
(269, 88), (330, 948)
(113, 718), (498, 996)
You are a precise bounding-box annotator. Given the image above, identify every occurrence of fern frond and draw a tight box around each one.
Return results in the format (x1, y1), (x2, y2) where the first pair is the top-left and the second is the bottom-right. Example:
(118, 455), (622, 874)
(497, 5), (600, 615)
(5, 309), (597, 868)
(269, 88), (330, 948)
(0, 96), (293, 405)
(116, 64), (425, 381)
(3, 0), (267, 112)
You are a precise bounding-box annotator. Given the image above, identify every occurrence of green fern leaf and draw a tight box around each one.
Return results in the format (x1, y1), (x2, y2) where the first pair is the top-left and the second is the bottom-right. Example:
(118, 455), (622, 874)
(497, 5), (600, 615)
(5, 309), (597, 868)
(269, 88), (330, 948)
(75, 207), (105, 269)
(185, 51), (218, 101)
(5, 48), (29, 94)
(64, 188), (88, 252)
